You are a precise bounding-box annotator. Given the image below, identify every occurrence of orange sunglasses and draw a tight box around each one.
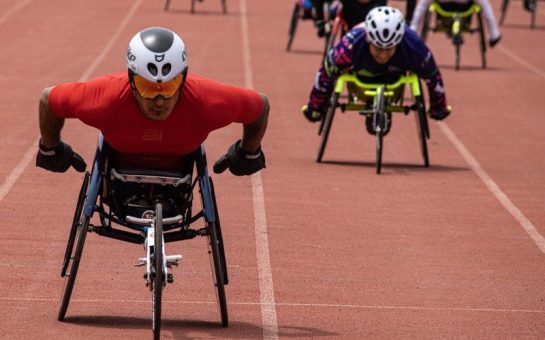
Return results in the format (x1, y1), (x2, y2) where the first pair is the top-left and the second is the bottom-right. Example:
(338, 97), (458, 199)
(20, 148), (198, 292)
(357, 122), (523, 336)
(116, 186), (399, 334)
(132, 73), (183, 99)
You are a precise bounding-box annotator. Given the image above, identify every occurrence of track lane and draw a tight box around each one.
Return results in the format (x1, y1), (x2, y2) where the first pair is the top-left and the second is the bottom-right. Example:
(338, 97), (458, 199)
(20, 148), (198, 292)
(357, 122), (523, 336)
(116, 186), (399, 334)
(1, 0), (545, 339)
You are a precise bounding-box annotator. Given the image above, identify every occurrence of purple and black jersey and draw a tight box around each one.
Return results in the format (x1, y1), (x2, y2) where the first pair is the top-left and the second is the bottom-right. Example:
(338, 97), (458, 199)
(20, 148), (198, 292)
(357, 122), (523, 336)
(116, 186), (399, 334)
(308, 26), (447, 111)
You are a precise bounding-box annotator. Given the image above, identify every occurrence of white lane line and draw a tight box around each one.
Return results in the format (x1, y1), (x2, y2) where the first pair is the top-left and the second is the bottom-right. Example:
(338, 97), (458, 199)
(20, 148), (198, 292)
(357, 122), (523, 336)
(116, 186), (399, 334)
(0, 0), (143, 204)
(497, 45), (545, 80)
(3, 297), (544, 314)
(0, 139), (38, 201)
(437, 122), (545, 253)
(240, 0), (279, 339)
(0, 0), (33, 26)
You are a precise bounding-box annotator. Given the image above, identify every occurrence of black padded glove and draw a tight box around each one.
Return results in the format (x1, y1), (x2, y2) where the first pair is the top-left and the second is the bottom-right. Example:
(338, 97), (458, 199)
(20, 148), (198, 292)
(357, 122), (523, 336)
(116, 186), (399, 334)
(429, 104), (452, 121)
(36, 141), (86, 173)
(301, 104), (324, 122)
(213, 140), (266, 176)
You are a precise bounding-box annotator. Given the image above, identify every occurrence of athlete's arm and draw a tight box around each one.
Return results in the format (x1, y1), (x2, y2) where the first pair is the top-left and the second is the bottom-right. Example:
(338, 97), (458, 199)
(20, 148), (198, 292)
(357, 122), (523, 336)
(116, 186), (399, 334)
(240, 93), (269, 153)
(409, 0), (433, 33)
(307, 28), (361, 111)
(36, 86), (86, 173)
(39, 87), (64, 147)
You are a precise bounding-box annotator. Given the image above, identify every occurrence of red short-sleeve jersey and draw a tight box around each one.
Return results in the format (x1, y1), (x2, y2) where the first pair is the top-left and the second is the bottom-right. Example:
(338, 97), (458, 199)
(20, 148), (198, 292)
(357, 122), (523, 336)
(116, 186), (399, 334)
(48, 72), (263, 156)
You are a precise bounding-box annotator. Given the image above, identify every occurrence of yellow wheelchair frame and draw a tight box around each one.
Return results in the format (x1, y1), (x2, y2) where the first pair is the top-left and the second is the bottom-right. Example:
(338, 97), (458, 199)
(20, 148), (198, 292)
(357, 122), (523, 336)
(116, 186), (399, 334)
(422, 2), (486, 70)
(317, 72), (430, 174)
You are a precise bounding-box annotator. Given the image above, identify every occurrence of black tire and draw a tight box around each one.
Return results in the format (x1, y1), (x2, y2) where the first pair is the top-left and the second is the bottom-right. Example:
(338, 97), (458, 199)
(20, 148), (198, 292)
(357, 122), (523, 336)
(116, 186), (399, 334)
(374, 88), (386, 174)
(191, 0), (197, 14)
(207, 220), (228, 327)
(287, 2), (300, 51)
(453, 26), (461, 71)
(477, 13), (487, 69)
(152, 204), (164, 340)
(323, 21), (339, 62)
(415, 95), (430, 167)
(499, 0), (509, 25)
(58, 214), (90, 321)
(61, 172), (90, 277)
(316, 92), (339, 162)
(531, 5), (536, 29)
(209, 177), (228, 284)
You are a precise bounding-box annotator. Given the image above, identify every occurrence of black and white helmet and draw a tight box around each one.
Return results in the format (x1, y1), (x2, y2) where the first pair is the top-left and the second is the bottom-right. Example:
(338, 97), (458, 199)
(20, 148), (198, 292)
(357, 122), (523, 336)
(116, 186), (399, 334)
(126, 27), (188, 82)
(365, 6), (405, 49)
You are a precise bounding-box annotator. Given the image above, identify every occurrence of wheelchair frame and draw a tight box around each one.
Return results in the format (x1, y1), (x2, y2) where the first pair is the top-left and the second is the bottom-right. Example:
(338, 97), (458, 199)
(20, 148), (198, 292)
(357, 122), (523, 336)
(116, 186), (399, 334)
(316, 72), (430, 174)
(422, 2), (486, 70)
(164, 0), (227, 14)
(57, 134), (228, 339)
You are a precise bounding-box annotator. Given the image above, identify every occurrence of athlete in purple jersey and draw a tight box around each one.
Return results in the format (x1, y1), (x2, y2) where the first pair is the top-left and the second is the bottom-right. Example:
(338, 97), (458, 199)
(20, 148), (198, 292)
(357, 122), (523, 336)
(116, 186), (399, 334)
(302, 6), (451, 127)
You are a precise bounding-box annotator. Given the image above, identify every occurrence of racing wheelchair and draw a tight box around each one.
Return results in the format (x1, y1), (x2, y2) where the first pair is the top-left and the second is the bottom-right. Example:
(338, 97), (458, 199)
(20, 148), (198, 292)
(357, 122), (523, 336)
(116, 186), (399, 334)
(58, 134), (228, 340)
(164, 0), (227, 14)
(499, 0), (540, 29)
(316, 72), (430, 174)
(286, 0), (334, 53)
(421, 2), (486, 70)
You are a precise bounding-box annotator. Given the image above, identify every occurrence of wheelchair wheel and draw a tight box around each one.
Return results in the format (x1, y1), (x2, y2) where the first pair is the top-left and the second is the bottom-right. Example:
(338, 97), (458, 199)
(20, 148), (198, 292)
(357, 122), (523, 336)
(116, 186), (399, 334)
(414, 94), (430, 167)
(316, 92), (340, 162)
(287, 1), (301, 51)
(152, 203), (164, 340)
(477, 13), (487, 69)
(207, 218), (228, 326)
(58, 214), (90, 321)
(499, 0), (509, 25)
(209, 178), (228, 284)
(61, 172), (90, 277)
(190, 0), (196, 13)
(374, 88), (386, 174)
(323, 20), (341, 61)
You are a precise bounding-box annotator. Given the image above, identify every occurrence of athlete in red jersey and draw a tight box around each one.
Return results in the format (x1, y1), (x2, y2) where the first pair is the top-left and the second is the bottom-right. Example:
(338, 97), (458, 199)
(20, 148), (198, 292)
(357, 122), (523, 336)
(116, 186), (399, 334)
(37, 27), (269, 176)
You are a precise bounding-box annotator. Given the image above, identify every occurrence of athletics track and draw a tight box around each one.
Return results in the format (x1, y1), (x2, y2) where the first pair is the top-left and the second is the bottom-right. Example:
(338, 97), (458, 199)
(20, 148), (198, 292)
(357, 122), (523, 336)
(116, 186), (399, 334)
(0, 0), (544, 339)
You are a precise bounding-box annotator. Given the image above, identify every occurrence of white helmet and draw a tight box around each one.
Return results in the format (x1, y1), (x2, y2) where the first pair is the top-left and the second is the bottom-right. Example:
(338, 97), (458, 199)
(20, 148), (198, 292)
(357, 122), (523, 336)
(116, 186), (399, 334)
(126, 27), (188, 82)
(365, 6), (405, 49)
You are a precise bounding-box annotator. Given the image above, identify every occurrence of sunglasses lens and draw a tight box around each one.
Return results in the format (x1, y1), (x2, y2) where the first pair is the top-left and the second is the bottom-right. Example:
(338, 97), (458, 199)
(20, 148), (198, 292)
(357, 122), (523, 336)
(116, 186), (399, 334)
(133, 74), (183, 99)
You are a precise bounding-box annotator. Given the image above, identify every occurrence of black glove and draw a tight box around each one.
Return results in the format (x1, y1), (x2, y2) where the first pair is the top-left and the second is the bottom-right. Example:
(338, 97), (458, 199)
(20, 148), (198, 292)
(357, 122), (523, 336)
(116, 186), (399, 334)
(429, 104), (452, 121)
(213, 140), (266, 176)
(428, 96), (452, 121)
(301, 104), (323, 122)
(36, 141), (87, 173)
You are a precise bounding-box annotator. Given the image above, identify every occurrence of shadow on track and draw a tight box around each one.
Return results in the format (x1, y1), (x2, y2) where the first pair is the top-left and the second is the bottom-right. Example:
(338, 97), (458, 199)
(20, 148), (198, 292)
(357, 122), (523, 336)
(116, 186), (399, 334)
(64, 315), (337, 339)
(286, 49), (324, 56)
(501, 23), (545, 31)
(320, 159), (468, 173)
(438, 64), (501, 71)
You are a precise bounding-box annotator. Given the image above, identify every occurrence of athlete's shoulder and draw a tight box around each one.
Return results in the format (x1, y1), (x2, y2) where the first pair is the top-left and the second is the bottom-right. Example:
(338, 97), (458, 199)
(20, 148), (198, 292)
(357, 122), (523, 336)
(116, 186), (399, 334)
(401, 28), (427, 49)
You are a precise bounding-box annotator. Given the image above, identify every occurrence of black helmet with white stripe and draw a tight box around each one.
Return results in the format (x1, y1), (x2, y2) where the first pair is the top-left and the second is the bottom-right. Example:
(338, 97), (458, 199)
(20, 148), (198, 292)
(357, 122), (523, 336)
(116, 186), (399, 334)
(365, 6), (405, 49)
(126, 27), (188, 82)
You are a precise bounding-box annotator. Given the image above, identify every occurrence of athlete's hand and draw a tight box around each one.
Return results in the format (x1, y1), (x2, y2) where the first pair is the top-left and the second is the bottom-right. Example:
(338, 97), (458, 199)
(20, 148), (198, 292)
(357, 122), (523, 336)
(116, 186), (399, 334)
(213, 140), (266, 176)
(36, 141), (86, 173)
(301, 104), (323, 122)
(429, 104), (452, 121)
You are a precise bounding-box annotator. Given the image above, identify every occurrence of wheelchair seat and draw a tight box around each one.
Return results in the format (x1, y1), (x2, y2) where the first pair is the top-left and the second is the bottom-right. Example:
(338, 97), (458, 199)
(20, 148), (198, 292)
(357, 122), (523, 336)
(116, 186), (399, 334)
(104, 149), (196, 222)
